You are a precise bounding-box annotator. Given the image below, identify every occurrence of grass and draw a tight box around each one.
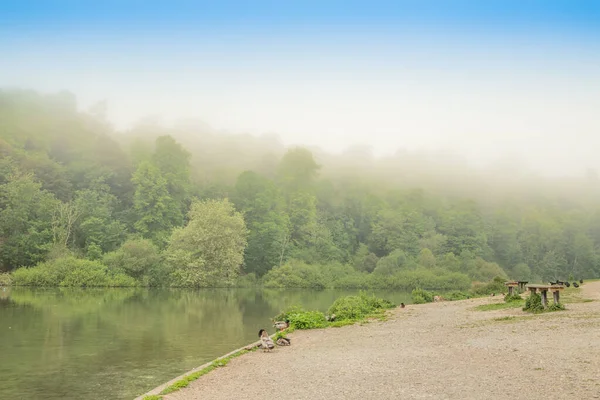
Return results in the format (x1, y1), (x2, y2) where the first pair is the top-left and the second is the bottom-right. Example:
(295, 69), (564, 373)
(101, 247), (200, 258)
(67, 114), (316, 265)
(474, 300), (524, 311)
(142, 347), (258, 399)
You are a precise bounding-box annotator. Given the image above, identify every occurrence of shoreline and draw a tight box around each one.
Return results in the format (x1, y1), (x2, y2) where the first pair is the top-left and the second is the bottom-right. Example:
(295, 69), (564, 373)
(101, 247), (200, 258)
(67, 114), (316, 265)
(134, 337), (266, 399)
(137, 282), (600, 400)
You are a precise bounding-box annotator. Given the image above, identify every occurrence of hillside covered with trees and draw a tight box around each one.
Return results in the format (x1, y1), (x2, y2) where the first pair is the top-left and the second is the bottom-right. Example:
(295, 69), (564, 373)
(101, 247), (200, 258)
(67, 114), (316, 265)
(1, 89), (599, 289)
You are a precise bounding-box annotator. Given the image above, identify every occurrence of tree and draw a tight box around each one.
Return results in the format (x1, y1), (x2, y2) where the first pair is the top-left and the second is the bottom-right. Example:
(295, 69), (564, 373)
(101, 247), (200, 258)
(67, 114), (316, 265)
(233, 171), (290, 275)
(276, 147), (320, 193)
(152, 135), (191, 217)
(0, 172), (58, 269)
(131, 162), (180, 245)
(167, 199), (248, 287)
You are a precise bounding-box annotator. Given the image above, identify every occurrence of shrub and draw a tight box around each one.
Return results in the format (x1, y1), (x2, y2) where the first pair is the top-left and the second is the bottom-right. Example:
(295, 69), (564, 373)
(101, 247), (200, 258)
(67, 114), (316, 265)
(504, 293), (523, 303)
(103, 239), (164, 285)
(411, 288), (434, 304)
(287, 310), (328, 329)
(0, 272), (12, 286)
(262, 260), (327, 289)
(547, 302), (565, 312)
(11, 256), (138, 287)
(444, 291), (472, 301)
(272, 305), (327, 329)
(328, 291), (394, 321)
(472, 276), (506, 296)
(523, 292), (544, 313)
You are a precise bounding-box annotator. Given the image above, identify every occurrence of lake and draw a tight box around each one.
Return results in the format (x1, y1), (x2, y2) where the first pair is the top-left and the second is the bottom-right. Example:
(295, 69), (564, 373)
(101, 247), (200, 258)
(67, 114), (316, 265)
(0, 287), (411, 399)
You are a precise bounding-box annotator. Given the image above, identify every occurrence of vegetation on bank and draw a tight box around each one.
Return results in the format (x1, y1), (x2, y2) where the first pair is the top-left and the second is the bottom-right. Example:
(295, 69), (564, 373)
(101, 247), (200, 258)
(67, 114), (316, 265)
(2, 90), (599, 289)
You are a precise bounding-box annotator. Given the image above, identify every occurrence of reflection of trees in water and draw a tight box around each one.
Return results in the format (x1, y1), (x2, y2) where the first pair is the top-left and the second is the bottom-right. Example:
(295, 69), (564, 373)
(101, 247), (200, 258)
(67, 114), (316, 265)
(2, 288), (410, 399)
(3, 288), (249, 399)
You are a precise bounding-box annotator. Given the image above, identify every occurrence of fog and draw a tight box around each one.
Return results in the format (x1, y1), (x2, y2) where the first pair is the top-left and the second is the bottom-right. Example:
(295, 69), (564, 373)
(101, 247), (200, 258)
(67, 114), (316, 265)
(2, 14), (600, 178)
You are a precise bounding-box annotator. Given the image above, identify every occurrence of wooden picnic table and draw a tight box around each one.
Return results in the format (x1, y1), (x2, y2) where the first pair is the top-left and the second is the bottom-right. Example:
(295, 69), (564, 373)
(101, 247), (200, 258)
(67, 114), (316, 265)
(525, 284), (564, 307)
(505, 281), (518, 295)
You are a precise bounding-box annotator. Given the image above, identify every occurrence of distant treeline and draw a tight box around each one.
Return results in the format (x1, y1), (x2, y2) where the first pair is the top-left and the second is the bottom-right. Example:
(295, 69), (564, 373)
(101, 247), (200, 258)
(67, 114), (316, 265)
(0, 89), (598, 287)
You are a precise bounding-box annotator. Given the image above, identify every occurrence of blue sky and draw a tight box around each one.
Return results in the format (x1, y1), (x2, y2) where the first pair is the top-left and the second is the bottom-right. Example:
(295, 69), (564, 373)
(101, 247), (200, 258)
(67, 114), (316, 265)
(1, 1), (600, 175)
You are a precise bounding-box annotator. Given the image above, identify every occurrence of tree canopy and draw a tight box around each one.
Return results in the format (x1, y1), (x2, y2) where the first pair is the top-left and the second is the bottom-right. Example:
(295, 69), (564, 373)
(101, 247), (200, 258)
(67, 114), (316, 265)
(2, 89), (599, 287)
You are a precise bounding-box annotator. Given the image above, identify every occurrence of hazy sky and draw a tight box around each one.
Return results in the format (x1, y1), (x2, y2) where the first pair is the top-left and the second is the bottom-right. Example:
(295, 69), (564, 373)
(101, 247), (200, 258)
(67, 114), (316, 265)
(1, 1), (600, 175)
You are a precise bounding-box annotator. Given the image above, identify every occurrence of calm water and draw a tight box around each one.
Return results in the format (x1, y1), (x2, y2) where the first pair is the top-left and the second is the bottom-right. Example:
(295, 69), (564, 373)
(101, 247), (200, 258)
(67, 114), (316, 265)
(0, 287), (410, 400)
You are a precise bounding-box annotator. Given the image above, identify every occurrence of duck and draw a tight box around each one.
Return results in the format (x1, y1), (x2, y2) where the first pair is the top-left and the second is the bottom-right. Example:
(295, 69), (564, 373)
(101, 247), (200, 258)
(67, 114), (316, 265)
(400, 303), (405, 308)
(573, 282), (580, 288)
(325, 314), (336, 322)
(565, 282), (571, 288)
(276, 337), (291, 346)
(580, 279), (584, 284)
(258, 329), (275, 352)
(273, 320), (290, 331)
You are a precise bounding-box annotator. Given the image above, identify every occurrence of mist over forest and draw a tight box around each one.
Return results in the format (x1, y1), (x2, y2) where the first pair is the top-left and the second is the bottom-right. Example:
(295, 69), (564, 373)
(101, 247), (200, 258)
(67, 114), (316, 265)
(2, 88), (599, 289)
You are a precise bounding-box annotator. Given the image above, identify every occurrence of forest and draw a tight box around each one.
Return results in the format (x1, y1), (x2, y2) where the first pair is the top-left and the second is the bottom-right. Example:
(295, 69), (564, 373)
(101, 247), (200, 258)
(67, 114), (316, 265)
(1, 89), (599, 289)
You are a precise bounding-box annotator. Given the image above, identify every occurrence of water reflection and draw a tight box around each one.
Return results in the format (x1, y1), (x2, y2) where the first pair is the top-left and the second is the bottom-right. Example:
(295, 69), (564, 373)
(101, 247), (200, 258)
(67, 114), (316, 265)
(0, 287), (410, 400)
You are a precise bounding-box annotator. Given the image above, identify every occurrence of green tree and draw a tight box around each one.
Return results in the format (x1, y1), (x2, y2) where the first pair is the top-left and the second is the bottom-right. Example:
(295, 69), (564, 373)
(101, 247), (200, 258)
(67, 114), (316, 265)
(0, 172), (58, 269)
(233, 171), (289, 276)
(167, 199), (248, 287)
(131, 162), (180, 245)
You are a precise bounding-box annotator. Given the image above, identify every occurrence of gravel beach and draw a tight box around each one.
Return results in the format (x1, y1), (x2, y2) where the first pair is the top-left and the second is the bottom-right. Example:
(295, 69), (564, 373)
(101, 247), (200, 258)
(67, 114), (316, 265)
(159, 282), (600, 400)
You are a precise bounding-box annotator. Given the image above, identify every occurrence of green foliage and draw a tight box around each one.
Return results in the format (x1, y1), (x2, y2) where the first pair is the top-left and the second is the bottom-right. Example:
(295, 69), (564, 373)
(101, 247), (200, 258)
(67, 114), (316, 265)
(0, 171), (58, 269)
(504, 293), (523, 302)
(166, 199), (248, 287)
(0, 272), (12, 286)
(523, 292), (545, 313)
(328, 291), (394, 321)
(132, 162), (180, 245)
(411, 288), (434, 304)
(286, 310), (328, 329)
(522, 293), (566, 313)
(4, 89), (600, 288)
(472, 276), (506, 295)
(547, 302), (566, 311)
(102, 238), (164, 285)
(475, 301), (524, 311)
(444, 290), (472, 300)
(11, 256), (137, 287)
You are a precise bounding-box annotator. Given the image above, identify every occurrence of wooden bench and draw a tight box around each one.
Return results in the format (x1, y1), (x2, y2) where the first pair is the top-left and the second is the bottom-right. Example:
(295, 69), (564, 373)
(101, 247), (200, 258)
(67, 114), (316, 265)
(525, 284), (564, 307)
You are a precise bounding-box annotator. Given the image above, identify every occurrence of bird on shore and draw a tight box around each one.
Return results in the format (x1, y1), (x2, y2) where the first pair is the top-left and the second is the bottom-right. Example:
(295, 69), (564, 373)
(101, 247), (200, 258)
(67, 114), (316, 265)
(325, 314), (336, 322)
(573, 282), (580, 288)
(580, 279), (584, 284)
(276, 337), (291, 346)
(259, 329), (275, 352)
(400, 303), (405, 308)
(565, 282), (571, 288)
(273, 320), (290, 331)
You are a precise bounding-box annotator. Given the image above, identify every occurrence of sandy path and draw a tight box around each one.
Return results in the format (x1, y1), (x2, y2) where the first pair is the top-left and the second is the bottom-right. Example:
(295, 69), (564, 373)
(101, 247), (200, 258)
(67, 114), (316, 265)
(163, 282), (600, 400)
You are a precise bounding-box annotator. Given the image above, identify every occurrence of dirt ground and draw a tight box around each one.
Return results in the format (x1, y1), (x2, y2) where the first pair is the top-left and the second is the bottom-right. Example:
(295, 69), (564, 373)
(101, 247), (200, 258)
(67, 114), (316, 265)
(161, 282), (600, 400)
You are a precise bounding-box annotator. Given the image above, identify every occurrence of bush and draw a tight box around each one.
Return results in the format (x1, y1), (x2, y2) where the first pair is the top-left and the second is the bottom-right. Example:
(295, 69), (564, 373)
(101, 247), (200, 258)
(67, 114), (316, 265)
(103, 239), (164, 285)
(287, 310), (328, 329)
(523, 292), (565, 313)
(472, 276), (506, 296)
(274, 306), (328, 329)
(11, 256), (138, 287)
(0, 272), (12, 286)
(234, 272), (258, 288)
(444, 291), (472, 301)
(504, 293), (523, 303)
(262, 260), (328, 289)
(328, 291), (394, 321)
(523, 292), (544, 313)
(411, 288), (434, 304)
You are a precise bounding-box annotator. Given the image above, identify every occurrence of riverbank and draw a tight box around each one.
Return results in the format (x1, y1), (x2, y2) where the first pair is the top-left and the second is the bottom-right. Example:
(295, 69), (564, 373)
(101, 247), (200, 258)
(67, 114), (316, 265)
(139, 281), (600, 400)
